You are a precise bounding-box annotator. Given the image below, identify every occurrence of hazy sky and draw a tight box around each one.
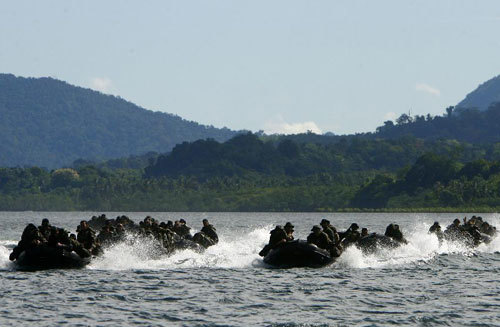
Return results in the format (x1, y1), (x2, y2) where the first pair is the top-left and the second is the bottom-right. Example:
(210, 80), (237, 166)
(2, 1), (500, 134)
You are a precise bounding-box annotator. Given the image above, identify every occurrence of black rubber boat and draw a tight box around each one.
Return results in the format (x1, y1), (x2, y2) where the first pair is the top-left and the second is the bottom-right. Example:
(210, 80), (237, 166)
(355, 234), (402, 253)
(14, 246), (90, 271)
(263, 240), (335, 268)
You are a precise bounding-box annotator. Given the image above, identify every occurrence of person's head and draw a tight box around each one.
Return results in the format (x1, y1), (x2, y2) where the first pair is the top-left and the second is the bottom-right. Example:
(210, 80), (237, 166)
(361, 228), (368, 236)
(385, 223), (395, 236)
(180, 219), (187, 225)
(311, 225), (322, 235)
(174, 220), (180, 227)
(284, 222), (294, 233)
(116, 223), (125, 233)
(70, 233), (76, 240)
(42, 218), (49, 227)
(350, 223), (359, 231)
(320, 219), (330, 227)
(80, 220), (88, 230)
(202, 219), (209, 227)
(453, 219), (460, 226)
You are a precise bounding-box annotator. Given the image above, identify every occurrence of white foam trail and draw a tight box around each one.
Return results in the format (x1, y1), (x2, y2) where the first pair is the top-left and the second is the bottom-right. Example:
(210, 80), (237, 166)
(89, 226), (271, 270)
(2, 221), (498, 271)
(0, 240), (16, 270)
(337, 221), (496, 269)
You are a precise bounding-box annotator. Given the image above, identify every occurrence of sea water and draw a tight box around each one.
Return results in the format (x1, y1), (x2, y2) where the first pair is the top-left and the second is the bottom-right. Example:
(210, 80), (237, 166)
(1, 212), (499, 326)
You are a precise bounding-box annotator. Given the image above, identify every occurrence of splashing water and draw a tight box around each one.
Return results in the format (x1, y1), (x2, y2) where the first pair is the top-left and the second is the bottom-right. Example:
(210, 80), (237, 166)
(1, 221), (498, 271)
(338, 220), (500, 269)
(89, 225), (272, 270)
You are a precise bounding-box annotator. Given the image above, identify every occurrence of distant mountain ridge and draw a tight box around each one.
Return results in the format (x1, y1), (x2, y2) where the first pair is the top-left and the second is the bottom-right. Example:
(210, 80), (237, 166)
(456, 74), (500, 111)
(0, 74), (238, 168)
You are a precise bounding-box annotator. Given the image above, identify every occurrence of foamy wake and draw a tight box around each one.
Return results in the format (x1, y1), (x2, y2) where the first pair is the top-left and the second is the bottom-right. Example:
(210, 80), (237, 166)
(1, 221), (499, 271)
(88, 225), (272, 271)
(338, 220), (500, 269)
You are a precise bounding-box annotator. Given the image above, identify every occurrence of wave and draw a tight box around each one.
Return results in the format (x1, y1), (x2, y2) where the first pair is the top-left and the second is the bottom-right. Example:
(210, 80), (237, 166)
(1, 221), (498, 271)
(338, 219), (500, 269)
(88, 225), (272, 271)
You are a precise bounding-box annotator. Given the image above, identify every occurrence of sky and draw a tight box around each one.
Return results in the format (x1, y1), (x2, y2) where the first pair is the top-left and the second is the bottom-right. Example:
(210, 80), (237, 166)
(2, 1), (500, 135)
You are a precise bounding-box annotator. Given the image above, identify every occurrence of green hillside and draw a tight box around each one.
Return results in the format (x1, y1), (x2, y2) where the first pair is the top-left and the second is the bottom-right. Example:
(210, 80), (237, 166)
(0, 74), (237, 168)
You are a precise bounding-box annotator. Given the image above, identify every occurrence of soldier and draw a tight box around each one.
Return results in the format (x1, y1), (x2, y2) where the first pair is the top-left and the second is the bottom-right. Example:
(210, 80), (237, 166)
(38, 218), (52, 241)
(307, 225), (332, 250)
(342, 223), (361, 246)
(9, 224), (45, 261)
(385, 223), (407, 243)
(259, 225), (287, 257)
(174, 219), (192, 239)
(284, 222), (295, 241)
(77, 220), (96, 250)
(201, 219), (219, 244)
(320, 219), (339, 244)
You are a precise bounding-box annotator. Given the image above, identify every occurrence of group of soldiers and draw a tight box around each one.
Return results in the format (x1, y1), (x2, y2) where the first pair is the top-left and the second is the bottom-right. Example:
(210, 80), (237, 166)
(87, 214), (219, 252)
(259, 219), (406, 258)
(9, 218), (102, 262)
(9, 215), (219, 262)
(428, 215), (497, 246)
(259, 215), (498, 260)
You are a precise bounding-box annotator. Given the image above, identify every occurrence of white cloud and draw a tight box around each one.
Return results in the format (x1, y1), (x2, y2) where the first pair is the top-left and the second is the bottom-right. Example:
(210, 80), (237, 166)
(263, 115), (322, 135)
(415, 83), (441, 96)
(90, 77), (114, 94)
(384, 112), (397, 121)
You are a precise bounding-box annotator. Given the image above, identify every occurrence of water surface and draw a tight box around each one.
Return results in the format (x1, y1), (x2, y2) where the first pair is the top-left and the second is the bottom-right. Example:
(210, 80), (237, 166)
(1, 212), (499, 326)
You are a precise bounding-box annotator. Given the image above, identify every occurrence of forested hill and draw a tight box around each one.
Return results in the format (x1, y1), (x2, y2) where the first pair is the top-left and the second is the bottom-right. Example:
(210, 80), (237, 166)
(0, 74), (237, 168)
(370, 103), (500, 144)
(456, 74), (500, 111)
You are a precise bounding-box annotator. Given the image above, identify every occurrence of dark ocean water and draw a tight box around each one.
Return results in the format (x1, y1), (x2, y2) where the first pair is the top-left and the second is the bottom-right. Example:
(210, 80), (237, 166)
(1, 212), (499, 327)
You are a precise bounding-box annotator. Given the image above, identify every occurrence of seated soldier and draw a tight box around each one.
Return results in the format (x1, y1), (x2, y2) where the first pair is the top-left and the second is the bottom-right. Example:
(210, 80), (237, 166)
(385, 223), (407, 243)
(284, 222), (295, 241)
(428, 221), (444, 241)
(97, 224), (115, 246)
(77, 220), (96, 248)
(342, 223), (361, 246)
(307, 225), (332, 250)
(259, 225), (287, 257)
(9, 223), (45, 261)
(201, 219), (219, 244)
(445, 219), (461, 236)
(320, 219), (339, 244)
(174, 219), (192, 239)
(69, 233), (91, 258)
(38, 218), (52, 241)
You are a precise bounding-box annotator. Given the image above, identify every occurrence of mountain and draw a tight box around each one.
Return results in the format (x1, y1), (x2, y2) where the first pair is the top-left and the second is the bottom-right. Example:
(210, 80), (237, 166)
(0, 74), (238, 168)
(456, 74), (500, 111)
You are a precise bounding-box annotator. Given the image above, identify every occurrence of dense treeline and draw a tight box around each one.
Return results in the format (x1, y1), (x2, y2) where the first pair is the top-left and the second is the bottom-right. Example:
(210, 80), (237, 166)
(0, 74), (237, 168)
(145, 133), (500, 179)
(372, 103), (500, 143)
(2, 133), (500, 211)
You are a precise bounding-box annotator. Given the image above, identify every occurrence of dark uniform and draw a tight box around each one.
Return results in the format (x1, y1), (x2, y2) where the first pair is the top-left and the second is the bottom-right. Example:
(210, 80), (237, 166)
(201, 219), (219, 244)
(9, 224), (45, 261)
(307, 225), (332, 250)
(342, 223), (361, 245)
(284, 222), (295, 241)
(38, 218), (52, 241)
(77, 221), (96, 250)
(259, 225), (287, 257)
